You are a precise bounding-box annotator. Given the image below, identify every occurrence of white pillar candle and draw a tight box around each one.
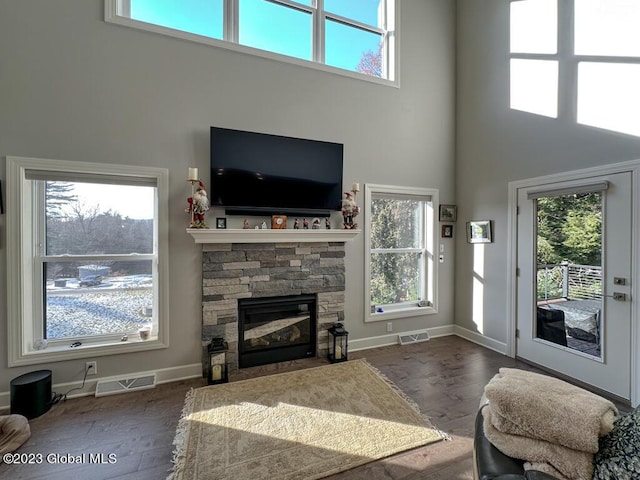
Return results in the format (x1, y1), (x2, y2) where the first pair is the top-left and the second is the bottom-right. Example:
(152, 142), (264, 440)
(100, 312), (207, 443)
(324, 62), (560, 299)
(212, 364), (222, 381)
(188, 167), (199, 181)
(335, 345), (342, 360)
(351, 182), (360, 192)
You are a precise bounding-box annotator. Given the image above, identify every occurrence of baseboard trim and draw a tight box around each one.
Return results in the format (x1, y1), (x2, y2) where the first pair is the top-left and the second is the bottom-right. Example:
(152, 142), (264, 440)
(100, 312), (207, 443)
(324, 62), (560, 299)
(0, 363), (202, 412)
(349, 324), (456, 352)
(0, 327), (507, 411)
(453, 325), (508, 355)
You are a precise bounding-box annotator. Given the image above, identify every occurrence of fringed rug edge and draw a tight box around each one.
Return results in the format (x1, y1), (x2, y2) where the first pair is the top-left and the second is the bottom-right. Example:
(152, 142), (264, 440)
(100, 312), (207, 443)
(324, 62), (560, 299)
(166, 387), (197, 480)
(360, 359), (452, 442)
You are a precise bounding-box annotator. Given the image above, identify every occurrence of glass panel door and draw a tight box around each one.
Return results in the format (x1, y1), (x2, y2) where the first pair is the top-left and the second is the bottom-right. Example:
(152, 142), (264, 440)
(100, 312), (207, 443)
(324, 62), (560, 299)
(535, 192), (602, 358)
(516, 172), (632, 400)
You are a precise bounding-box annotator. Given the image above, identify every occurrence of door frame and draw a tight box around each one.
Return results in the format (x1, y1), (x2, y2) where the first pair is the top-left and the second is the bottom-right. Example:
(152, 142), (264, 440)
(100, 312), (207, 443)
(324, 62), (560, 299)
(507, 159), (640, 407)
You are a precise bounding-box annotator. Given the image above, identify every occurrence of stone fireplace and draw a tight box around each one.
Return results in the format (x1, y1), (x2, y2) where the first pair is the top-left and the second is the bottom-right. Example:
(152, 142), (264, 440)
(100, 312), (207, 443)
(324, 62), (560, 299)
(200, 240), (346, 375)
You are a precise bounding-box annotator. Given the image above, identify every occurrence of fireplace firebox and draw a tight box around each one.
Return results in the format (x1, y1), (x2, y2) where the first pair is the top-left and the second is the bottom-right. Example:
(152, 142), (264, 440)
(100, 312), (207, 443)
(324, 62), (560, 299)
(238, 294), (317, 368)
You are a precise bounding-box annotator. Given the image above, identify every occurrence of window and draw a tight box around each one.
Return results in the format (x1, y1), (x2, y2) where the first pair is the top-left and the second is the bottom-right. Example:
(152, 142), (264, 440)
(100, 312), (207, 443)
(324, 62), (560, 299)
(364, 184), (438, 322)
(238, 1), (313, 61)
(509, 0), (640, 137)
(575, 0), (640, 137)
(106, 0), (396, 82)
(509, 0), (558, 118)
(6, 156), (170, 366)
(130, 0), (224, 39)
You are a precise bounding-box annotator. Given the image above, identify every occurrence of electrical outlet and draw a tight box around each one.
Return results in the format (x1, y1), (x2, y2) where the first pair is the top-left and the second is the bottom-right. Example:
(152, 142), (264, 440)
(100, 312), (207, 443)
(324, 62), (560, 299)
(85, 361), (97, 375)
(386, 322), (393, 333)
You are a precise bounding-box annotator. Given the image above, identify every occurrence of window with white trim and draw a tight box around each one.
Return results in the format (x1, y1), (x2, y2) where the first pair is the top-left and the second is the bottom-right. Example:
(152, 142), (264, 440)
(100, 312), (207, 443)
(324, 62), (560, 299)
(106, 0), (396, 82)
(364, 184), (437, 322)
(6, 156), (170, 366)
(510, 0), (640, 137)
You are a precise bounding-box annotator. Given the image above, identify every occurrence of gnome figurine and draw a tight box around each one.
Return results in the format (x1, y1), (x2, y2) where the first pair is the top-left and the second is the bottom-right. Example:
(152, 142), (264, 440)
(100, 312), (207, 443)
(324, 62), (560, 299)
(341, 191), (359, 229)
(188, 180), (210, 228)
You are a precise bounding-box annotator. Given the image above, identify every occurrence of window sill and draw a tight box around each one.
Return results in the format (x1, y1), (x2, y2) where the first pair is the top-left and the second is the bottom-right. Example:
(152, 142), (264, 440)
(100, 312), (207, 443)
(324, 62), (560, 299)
(366, 305), (437, 323)
(10, 337), (167, 367)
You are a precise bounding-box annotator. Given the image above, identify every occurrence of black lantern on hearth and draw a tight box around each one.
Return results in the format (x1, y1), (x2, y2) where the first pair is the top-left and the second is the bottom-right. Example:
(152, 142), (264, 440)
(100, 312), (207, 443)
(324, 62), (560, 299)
(327, 323), (348, 363)
(207, 338), (229, 385)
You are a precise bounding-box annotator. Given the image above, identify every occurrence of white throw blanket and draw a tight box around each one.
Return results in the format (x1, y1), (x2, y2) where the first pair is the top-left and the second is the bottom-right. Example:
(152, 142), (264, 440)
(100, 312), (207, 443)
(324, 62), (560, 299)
(483, 410), (592, 480)
(482, 368), (618, 480)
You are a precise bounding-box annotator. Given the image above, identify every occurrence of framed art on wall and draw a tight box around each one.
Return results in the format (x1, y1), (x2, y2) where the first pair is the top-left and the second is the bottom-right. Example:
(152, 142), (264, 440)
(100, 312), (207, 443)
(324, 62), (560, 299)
(467, 220), (492, 243)
(442, 225), (453, 238)
(439, 204), (457, 222)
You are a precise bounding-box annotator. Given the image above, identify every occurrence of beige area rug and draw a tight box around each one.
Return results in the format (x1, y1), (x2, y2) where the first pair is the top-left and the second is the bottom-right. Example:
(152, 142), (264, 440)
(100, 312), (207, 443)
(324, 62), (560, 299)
(168, 359), (446, 480)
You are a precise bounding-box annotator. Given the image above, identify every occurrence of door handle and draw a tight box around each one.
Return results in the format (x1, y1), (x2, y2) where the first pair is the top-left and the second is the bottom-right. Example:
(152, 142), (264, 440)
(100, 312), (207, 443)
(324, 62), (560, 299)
(604, 292), (627, 301)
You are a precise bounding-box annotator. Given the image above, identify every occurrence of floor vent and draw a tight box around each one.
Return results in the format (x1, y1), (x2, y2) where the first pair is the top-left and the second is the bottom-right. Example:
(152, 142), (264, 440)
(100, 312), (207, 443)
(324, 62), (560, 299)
(398, 330), (430, 345)
(95, 373), (156, 397)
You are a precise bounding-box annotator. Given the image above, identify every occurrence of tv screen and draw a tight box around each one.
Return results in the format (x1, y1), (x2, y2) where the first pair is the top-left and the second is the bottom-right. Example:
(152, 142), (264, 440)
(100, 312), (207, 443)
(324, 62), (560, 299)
(210, 127), (344, 216)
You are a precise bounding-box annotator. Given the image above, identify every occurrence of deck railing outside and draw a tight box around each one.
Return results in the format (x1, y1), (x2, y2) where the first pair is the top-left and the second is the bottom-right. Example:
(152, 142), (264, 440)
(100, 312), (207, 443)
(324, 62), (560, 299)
(537, 262), (602, 301)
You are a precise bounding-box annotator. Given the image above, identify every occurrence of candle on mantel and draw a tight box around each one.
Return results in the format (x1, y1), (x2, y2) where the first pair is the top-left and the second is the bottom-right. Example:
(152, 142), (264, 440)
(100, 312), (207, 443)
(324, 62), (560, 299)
(212, 364), (222, 381)
(335, 345), (342, 360)
(351, 182), (360, 193)
(188, 167), (199, 182)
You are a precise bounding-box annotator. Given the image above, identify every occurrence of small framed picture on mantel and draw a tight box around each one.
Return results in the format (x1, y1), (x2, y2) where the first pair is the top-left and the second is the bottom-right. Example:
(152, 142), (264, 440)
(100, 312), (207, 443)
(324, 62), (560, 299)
(271, 215), (287, 229)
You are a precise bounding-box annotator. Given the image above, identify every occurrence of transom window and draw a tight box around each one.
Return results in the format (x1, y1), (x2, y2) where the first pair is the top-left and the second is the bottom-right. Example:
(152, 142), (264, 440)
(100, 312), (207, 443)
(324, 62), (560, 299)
(364, 184), (437, 322)
(6, 156), (170, 365)
(106, 0), (396, 82)
(510, 0), (640, 137)
(509, 0), (558, 118)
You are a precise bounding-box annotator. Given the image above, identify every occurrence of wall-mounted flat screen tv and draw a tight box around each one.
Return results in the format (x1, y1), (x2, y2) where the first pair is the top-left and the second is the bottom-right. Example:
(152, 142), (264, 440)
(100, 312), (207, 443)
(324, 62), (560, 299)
(210, 127), (344, 216)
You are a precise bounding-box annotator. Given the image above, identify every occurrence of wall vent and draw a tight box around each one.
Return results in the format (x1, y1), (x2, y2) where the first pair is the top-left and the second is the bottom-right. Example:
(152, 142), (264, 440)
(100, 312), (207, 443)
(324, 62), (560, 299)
(398, 330), (430, 345)
(95, 373), (156, 397)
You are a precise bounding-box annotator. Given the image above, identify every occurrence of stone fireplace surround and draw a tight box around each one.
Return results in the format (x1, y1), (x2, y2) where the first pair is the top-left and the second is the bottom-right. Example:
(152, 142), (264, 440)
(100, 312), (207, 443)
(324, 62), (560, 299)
(200, 240), (347, 375)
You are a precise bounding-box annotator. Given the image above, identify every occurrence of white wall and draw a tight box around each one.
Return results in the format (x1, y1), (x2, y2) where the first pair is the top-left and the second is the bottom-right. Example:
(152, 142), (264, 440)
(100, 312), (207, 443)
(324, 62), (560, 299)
(0, 0), (456, 392)
(455, 2), (640, 345)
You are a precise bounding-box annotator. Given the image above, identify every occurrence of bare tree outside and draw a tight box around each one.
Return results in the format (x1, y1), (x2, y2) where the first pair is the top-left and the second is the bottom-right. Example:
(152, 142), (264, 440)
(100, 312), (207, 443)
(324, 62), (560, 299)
(45, 181), (77, 218)
(43, 181), (155, 339)
(356, 43), (383, 78)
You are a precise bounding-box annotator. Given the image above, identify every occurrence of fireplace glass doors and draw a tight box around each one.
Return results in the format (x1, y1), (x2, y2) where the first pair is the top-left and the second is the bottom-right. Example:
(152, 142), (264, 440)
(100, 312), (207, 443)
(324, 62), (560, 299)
(238, 294), (317, 368)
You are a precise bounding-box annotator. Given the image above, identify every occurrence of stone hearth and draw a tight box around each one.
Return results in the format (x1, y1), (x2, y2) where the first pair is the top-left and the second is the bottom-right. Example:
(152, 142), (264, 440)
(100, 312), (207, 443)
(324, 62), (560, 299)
(201, 242), (346, 374)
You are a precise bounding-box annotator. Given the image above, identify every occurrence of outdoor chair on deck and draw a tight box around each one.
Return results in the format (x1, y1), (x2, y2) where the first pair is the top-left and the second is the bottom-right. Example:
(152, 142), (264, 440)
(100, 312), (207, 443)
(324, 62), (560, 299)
(536, 307), (568, 347)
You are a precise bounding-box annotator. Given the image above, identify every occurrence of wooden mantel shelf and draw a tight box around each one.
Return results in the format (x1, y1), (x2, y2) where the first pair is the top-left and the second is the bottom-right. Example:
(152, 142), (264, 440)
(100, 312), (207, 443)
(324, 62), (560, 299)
(187, 228), (361, 244)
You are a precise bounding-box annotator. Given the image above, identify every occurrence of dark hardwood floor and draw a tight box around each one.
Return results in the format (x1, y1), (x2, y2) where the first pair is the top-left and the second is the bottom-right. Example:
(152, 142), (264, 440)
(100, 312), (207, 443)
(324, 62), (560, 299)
(0, 336), (609, 479)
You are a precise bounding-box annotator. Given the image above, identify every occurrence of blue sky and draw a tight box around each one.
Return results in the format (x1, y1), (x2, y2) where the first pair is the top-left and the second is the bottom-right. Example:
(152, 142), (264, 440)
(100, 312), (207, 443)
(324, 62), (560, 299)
(131, 0), (382, 74)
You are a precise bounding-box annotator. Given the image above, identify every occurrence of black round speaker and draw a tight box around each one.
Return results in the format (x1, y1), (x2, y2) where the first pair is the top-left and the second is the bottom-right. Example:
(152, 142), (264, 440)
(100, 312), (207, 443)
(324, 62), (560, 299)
(10, 370), (52, 419)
